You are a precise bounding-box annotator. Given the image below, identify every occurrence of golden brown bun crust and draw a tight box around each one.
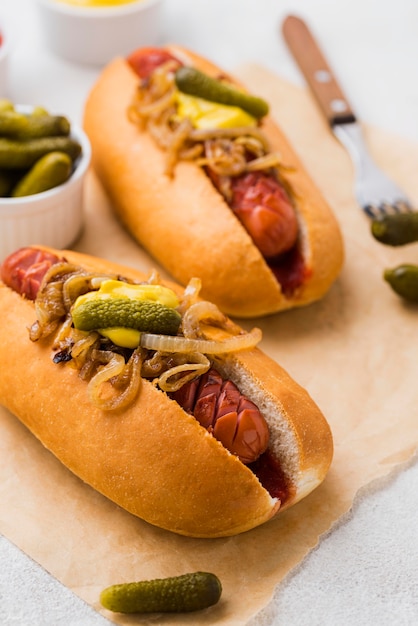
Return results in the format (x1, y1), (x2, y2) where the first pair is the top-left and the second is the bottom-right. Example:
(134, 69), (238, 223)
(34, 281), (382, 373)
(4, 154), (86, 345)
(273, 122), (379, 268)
(83, 46), (344, 318)
(0, 247), (333, 537)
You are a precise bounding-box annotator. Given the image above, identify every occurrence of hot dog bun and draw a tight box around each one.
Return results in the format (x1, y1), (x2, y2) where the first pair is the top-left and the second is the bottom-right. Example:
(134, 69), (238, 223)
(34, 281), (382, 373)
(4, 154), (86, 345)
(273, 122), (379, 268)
(0, 247), (333, 538)
(83, 45), (344, 318)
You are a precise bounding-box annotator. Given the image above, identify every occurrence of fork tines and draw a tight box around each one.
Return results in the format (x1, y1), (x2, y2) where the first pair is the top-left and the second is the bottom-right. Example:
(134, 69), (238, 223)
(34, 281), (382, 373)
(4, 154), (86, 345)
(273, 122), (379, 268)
(363, 199), (414, 219)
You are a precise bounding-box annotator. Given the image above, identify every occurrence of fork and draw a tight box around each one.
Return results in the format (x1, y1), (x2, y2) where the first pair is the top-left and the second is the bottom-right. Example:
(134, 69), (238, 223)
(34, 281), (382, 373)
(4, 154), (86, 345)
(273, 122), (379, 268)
(282, 15), (414, 219)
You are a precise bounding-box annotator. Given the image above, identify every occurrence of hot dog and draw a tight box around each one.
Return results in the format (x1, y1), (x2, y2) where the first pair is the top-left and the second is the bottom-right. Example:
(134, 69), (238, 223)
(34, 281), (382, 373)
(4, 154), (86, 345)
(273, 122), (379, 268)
(0, 246), (333, 538)
(83, 45), (344, 318)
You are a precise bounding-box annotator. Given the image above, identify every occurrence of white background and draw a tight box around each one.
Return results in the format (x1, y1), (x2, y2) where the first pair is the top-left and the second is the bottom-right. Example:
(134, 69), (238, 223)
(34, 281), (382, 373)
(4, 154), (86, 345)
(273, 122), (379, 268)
(0, 0), (418, 624)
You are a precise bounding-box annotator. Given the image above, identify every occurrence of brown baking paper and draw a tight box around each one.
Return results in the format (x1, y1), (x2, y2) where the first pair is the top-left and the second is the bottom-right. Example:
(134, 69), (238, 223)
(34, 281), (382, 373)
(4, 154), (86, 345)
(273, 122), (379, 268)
(1, 65), (418, 625)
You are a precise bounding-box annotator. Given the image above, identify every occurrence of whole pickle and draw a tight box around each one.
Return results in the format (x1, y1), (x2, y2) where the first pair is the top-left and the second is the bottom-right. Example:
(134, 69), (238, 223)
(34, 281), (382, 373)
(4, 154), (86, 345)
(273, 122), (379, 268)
(0, 136), (82, 169)
(0, 111), (31, 137)
(175, 67), (269, 119)
(13, 114), (71, 139)
(371, 212), (418, 246)
(11, 151), (73, 197)
(100, 572), (222, 614)
(384, 264), (418, 302)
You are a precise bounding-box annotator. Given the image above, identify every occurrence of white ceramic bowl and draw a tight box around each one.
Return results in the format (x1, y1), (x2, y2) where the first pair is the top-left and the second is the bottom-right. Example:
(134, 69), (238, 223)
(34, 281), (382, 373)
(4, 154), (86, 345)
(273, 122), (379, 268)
(0, 16), (12, 97)
(0, 113), (91, 263)
(35, 0), (164, 67)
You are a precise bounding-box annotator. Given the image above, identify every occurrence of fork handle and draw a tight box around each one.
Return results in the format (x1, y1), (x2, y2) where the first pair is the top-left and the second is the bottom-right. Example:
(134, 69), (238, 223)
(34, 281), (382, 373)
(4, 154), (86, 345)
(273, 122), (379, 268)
(282, 15), (356, 126)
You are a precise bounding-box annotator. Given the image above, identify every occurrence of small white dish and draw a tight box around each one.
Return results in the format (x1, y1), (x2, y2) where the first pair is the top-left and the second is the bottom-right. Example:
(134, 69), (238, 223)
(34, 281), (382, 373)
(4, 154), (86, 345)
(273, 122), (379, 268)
(0, 114), (91, 263)
(35, 0), (164, 67)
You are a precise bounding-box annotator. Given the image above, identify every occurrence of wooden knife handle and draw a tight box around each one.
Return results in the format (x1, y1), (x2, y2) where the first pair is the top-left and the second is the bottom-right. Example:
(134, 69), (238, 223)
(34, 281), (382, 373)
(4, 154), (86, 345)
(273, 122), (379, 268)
(282, 15), (356, 126)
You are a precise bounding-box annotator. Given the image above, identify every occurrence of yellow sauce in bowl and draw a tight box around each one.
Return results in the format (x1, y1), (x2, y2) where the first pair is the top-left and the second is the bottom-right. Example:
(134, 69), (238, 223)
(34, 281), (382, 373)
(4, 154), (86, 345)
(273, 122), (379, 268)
(55, 0), (141, 7)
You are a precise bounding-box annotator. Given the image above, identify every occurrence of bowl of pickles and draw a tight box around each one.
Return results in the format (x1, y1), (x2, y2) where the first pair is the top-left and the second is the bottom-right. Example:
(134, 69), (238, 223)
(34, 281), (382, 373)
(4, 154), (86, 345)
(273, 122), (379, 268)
(0, 99), (91, 262)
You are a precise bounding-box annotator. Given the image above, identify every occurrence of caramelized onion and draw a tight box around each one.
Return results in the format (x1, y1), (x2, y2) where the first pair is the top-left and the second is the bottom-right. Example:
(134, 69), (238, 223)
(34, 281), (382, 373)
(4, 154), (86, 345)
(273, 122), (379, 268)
(63, 273), (114, 309)
(134, 87), (177, 120)
(71, 331), (100, 369)
(176, 277), (202, 316)
(190, 125), (271, 152)
(88, 349), (143, 411)
(141, 327), (262, 354)
(157, 353), (210, 392)
(53, 316), (76, 349)
(182, 300), (241, 339)
(127, 61), (289, 185)
(31, 262), (85, 341)
(245, 152), (283, 172)
(169, 119), (197, 175)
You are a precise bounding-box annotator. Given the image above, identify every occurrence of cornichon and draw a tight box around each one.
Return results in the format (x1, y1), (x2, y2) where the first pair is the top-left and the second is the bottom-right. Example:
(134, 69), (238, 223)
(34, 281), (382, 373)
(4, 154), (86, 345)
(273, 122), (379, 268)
(384, 264), (418, 303)
(11, 151), (73, 197)
(30, 106), (50, 117)
(100, 572), (222, 614)
(371, 212), (418, 246)
(0, 111), (30, 137)
(72, 297), (182, 335)
(0, 136), (82, 169)
(175, 67), (269, 119)
(0, 111), (71, 139)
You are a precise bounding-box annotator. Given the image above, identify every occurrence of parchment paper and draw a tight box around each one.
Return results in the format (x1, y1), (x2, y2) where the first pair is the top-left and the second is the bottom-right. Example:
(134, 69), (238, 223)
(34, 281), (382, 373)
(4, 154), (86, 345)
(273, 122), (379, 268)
(1, 65), (418, 625)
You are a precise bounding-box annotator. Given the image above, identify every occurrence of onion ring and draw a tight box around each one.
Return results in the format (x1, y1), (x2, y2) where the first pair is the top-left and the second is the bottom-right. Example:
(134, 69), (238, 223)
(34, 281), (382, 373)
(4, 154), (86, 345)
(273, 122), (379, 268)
(140, 327), (262, 354)
(181, 300), (241, 338)
(88, 349), (143, 411)
(157, 353), (210, 392)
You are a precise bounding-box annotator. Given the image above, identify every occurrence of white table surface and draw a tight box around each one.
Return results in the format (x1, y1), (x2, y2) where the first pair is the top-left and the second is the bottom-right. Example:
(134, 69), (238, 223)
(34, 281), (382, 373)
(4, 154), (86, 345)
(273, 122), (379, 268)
(1, 1), (418, 624)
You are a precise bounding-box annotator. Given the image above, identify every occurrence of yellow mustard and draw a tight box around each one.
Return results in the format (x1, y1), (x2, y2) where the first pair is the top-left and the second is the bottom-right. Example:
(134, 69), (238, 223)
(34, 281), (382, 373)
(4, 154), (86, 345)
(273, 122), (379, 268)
(72, 280), (181, 349)
(76, 279), (180, 308)
(175, 93), (257, 130)
(99, 327), (142, 349)
(54, 0), (140, 8)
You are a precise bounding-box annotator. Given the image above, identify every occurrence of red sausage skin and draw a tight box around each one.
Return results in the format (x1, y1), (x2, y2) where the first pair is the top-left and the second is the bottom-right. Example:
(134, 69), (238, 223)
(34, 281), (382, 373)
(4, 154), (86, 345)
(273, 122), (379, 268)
(127, 47), (182, 80)
(230, 172), (298, 259)
(171, 368), (269, 464)
(1, 247), (61, 300)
